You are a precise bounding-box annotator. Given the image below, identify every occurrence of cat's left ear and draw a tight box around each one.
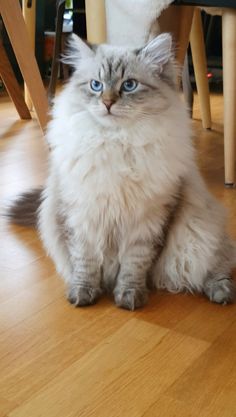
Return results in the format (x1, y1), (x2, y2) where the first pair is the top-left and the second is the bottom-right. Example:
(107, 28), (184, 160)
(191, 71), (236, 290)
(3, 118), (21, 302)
(138, 33), (173, 73)
(61, 34), (95, 68)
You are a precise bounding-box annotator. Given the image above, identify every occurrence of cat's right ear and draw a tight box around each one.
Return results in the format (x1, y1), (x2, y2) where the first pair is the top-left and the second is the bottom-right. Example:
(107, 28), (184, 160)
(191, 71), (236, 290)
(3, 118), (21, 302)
(61, 34), (95, 68)
(138, 33), (173, 73)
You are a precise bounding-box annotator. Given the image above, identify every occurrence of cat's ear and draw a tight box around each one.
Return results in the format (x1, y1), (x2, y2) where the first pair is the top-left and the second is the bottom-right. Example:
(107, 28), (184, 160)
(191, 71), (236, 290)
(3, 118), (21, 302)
(138, 33), (173, 72)
(61, 34), (95, 67)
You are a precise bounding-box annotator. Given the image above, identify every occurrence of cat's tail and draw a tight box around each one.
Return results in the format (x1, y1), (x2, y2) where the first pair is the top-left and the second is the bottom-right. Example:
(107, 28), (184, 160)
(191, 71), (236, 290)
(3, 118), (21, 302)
(6, 188), (43, 227)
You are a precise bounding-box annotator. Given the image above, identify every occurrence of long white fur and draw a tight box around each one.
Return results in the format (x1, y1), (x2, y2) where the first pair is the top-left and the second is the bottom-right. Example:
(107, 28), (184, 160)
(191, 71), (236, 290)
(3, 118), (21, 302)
(105, 0), (173, 47)
(38, 35), (234, 301)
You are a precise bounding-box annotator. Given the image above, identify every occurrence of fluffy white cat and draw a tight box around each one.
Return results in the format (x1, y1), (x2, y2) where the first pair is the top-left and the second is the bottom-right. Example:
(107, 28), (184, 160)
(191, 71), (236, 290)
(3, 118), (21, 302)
(9, 34), (235, 309)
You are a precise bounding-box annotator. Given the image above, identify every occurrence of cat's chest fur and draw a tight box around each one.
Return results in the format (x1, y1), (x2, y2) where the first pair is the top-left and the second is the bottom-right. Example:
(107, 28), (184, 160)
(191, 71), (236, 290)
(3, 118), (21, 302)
(59, 137), (167, 208)
(55, 130), (174, 248)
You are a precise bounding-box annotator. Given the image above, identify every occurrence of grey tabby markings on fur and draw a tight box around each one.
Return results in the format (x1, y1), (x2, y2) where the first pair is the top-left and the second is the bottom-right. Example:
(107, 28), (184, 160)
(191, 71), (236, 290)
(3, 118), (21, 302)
(65, 182), (185, 310)
(204, 275), (236, 304)
(7, 183), (235, 309)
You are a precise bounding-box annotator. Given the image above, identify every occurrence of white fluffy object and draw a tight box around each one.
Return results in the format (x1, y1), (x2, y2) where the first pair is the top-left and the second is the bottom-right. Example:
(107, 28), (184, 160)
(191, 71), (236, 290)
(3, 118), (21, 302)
(105, 0), (173, 47)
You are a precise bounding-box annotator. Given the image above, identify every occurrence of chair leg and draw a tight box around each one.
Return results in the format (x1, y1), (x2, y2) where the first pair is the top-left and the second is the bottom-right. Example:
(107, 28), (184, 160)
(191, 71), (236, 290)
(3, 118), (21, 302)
(190, 8), (211, 129)
(48, 0), (66, 105)
(159, 5), (194, 67)
(222, 9), (236, 186)
(85, 0), (106, 43)
(0, 0), (48, 131)
(22, 0), (36, 111)
(182, 53), (193, 117)
(0, 40), (31, 120)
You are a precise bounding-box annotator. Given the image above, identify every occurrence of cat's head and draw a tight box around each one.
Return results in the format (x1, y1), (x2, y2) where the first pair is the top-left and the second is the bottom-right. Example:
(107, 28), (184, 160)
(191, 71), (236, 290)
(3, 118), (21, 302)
(63, 33), (177, 126)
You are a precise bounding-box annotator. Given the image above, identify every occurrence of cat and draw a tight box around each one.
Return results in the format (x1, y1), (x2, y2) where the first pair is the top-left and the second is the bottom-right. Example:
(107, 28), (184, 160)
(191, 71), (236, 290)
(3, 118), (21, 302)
(8, 33), (235, 310)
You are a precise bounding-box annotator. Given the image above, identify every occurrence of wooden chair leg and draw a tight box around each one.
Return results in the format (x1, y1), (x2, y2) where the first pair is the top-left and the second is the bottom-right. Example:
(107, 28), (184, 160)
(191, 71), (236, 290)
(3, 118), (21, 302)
(222, 9), (236, 186)
(85, 0), (106, 43)
(0, 0), (48, 132)
(22, 0), (36, 111)
(159, 5), (194, 67)
(0, 40), (31, 120)
(190, 8), (211, 129)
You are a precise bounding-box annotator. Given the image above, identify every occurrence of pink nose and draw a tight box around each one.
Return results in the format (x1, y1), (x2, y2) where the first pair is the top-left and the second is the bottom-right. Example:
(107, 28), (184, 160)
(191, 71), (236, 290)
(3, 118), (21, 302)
(102, 99), (115, 111)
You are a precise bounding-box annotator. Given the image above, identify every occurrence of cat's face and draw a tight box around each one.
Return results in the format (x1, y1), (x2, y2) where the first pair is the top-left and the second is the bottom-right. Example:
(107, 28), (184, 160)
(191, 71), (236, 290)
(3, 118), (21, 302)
(65, 34), (176, 126)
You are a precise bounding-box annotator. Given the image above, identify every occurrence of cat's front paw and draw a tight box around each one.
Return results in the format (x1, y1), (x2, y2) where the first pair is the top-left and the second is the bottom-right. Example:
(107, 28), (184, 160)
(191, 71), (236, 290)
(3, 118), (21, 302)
(204, 277), (236, 305)
(67, 285), (102, 307)
(114, 287), (148, 311)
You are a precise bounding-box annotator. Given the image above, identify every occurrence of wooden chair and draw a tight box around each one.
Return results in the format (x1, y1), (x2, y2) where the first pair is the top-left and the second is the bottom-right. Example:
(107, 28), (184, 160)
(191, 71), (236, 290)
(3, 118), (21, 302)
(172, 1), (236, 186)
(0, 0), (48, 132)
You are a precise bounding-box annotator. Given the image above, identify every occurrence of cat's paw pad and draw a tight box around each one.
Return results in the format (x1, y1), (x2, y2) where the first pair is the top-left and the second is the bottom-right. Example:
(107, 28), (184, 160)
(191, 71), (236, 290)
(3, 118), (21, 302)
(67, 286), (102, 307)
(204, 277), (236, 305)
(114, 287), (148, 311)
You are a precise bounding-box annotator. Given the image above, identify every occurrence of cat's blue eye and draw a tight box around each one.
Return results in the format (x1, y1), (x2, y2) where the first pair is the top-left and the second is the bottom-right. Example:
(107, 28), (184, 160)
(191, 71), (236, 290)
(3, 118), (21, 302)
(90, 80), (103, 92)
(121, 79), (138, 92)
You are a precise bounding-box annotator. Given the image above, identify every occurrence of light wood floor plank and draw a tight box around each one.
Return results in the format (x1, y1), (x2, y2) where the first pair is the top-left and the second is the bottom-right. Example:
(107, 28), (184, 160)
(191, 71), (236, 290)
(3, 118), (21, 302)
(0, 397), (18, 417)
(142, 396), (199, 417)
(167, 320), (236, 415)
(7, 320), (208, 417)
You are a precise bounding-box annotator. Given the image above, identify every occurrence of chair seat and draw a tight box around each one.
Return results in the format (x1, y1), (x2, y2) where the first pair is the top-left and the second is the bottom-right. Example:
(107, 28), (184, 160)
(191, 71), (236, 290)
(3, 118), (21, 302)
(174, 0), (236, 7)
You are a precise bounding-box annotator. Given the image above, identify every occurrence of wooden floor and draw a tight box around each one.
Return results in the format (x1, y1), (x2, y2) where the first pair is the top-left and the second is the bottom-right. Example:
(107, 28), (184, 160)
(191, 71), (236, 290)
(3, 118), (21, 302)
(0, 92), (236, 417)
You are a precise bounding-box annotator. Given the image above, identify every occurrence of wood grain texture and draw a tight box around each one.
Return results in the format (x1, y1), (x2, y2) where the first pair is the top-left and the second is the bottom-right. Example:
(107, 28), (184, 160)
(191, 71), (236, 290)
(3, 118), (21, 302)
(0, 91), (236, 417)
